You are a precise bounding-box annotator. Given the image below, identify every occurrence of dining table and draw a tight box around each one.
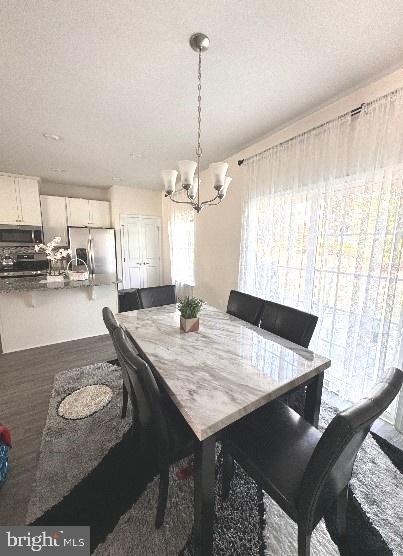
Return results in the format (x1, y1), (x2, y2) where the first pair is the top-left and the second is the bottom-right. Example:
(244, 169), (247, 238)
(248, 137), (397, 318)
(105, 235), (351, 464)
(116, 303), (331, 556)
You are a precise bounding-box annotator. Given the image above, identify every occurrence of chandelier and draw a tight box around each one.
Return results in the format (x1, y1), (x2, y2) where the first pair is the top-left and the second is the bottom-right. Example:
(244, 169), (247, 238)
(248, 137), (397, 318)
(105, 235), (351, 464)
(161, 33), (231, 213)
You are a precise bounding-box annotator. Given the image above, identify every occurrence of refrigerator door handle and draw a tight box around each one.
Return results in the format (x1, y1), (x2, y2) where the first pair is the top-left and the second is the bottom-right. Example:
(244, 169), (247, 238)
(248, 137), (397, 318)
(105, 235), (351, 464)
(87, 236), (95, 277)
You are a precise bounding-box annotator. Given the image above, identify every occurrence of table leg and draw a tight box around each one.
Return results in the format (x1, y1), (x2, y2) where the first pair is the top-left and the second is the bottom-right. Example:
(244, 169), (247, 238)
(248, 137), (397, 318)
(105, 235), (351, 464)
(304, 372), (324, 427)
(194, 436), (216, 556)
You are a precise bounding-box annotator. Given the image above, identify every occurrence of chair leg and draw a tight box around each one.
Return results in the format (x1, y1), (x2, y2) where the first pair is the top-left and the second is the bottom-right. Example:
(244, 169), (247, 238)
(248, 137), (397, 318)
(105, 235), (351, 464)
(155, 467), (169, 529)
(121, 382), (128, 419)
(297, 527), (311, 556)
(336, 486), (349, 546)
(222, 445), (234, 500)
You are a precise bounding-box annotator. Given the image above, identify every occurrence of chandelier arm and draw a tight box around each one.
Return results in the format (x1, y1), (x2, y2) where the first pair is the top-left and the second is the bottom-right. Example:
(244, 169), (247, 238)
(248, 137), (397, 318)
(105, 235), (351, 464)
(165, 193), (195, 207)
(203, 198), (223, 207)
(200, 192), (220, 207)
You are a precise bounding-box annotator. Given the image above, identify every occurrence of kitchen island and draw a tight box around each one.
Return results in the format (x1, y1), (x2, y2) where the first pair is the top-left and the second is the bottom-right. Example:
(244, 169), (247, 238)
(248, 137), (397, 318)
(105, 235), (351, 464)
(0, 275), (119, 353)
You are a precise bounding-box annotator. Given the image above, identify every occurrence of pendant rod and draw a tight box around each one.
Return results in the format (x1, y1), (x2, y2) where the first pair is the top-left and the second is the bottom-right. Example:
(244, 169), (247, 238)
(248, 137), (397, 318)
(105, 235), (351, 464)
(196, 47), (202, 211)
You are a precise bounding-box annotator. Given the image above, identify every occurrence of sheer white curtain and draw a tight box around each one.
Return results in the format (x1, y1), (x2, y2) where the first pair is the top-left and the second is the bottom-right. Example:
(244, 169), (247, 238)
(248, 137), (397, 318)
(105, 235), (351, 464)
(239, 89), (403, 417)
(167, 190), (195, 299)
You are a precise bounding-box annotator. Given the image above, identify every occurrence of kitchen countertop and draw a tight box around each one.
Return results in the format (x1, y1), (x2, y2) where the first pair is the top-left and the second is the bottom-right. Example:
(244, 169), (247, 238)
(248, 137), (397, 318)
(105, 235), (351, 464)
(0, 274), (121, 293)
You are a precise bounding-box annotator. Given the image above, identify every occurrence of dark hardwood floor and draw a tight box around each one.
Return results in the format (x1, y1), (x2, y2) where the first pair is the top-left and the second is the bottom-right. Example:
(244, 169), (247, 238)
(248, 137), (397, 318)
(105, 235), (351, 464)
(0, 335), (115, 525)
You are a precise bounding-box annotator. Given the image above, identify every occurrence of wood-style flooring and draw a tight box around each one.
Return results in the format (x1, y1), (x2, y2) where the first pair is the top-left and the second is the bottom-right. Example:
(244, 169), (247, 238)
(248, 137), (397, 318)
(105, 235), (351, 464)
(0, 335), (115, 525)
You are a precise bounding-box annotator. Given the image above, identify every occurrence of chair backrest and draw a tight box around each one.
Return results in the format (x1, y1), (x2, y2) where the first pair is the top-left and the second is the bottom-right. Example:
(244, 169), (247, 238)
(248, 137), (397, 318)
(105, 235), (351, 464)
(226, 290), (265, 326)
(298, 367), (403, 530)
(112, 326), (170, 465)
(138, 285), (176, 309)
(103, 305), (140, 361)
(260, 301), (318, 348)
(102, 306), (120, 336)
(118, 289), (141, 312)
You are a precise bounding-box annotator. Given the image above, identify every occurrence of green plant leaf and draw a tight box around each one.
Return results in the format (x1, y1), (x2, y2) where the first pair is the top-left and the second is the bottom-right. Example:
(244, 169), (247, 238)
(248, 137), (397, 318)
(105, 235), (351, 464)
(177, 296), (205, 319)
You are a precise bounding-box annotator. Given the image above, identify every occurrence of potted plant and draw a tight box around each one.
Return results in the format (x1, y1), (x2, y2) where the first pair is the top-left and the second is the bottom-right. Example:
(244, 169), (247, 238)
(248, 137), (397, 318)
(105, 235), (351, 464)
(35, 237), (72, 282)
(177, 296), (204, 333)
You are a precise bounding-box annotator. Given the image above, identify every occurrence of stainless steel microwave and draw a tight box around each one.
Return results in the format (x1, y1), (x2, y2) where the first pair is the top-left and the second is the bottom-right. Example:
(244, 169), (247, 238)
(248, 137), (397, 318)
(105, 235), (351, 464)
(0, 225), (43, 246)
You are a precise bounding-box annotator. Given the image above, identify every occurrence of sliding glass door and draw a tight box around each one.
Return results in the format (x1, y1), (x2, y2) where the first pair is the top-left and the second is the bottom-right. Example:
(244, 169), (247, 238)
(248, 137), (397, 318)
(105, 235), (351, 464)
(239, 89), (403, 426)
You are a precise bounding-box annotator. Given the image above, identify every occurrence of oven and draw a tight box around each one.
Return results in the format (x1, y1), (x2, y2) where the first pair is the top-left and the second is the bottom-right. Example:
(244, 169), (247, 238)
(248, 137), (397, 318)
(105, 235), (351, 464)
(0, 225), (43, 246)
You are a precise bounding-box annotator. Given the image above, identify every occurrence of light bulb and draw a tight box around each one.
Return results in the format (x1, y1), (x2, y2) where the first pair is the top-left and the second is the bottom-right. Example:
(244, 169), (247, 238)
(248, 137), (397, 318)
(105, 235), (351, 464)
(161, 170), (177, 195)
(178, 160), (197, 189)
(218, 176), (232, 198)
(210, 162), (229, 190)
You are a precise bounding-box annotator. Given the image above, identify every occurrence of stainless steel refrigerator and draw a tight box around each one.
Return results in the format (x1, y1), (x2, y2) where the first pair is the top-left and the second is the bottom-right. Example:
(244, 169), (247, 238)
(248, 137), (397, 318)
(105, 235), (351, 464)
(68, 227), (117, 278)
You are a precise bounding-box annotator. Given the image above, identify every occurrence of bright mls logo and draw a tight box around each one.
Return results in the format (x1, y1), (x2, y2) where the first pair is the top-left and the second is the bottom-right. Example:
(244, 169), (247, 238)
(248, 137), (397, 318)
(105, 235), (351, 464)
(0, 527), (90, 555)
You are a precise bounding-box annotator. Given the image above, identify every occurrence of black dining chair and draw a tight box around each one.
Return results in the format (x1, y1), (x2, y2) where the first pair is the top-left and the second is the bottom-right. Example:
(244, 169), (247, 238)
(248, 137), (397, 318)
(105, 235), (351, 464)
(226, 290), (265, 326)
(260, 301), (318, 415)
(118, 288), (141, 312)
(102, 307), (134, 420)
(222, 367), (403, 556)
(137, 285), (176, 309)
(112, 326), (197, 528)
(260, 301), (318, 348)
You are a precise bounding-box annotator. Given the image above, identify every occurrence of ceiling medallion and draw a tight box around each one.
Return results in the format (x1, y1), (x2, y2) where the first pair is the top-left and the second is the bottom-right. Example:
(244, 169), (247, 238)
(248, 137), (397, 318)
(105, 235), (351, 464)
(161, 33), (231, 213)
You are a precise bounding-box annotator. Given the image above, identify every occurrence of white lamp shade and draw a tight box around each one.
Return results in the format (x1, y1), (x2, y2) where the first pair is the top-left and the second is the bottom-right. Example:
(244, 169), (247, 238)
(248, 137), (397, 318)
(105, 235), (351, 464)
(189, 177), (199, 199)
(210, 162), (229, 190)
(219, 176), (232, 198)
(161, 170), (178, 194)
(178, 160), (197, 187)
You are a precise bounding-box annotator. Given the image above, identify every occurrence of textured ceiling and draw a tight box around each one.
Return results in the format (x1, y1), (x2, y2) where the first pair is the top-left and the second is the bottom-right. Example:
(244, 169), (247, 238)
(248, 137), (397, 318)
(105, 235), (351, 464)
(1, 0), (403, 189)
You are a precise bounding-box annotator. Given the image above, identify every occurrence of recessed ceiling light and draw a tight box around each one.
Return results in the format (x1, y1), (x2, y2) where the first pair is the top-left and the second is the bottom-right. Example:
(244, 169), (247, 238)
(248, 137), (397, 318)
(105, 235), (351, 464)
(43, 133), (62, 141)
(112, 176), (122, 182)
(51, 168), (66, 174)
(129, 152), (143, 159)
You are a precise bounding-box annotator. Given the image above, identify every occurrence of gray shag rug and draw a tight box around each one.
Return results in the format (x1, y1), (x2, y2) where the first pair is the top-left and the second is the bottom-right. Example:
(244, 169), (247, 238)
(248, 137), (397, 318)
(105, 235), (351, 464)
(27, 362), (403, 555)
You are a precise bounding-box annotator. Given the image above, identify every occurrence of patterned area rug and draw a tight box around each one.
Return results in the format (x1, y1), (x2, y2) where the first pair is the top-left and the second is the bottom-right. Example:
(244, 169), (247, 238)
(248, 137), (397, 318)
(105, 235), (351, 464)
(27, 362), (403, 555)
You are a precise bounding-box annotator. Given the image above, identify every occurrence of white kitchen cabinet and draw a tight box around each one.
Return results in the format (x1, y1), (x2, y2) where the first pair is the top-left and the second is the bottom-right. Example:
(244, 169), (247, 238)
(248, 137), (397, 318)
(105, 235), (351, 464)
(40, 195), (68, 245)
(89, 200), (111, 227)
(0, 175), (20, 224)
(18, 178), (42, 226)
(67, 198), (111, 228)
(66, 198), (90, 227)
(0, 174), (41, 226)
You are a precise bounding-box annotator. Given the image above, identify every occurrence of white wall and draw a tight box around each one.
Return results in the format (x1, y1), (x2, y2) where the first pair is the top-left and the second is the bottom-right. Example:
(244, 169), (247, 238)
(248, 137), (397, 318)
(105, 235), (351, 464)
(162, 68), (403, 310)
(109, 185), (162, 285)
(39, 181), (110, 201)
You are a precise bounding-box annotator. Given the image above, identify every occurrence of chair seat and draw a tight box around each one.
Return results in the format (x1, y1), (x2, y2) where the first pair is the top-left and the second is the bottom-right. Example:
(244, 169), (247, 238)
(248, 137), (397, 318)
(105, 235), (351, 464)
(162, 395), (197, 462)
(225, 400), (321, 519)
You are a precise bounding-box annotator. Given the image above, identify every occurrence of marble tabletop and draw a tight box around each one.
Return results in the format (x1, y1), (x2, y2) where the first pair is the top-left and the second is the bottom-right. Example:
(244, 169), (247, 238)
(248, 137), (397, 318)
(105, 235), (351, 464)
(0, 274), (120, 293)
(117, 304), (331, 441)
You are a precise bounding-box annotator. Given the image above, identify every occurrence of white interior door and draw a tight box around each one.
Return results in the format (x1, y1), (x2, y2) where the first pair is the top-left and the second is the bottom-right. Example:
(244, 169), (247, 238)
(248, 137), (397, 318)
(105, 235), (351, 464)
(121, 216), (161, 290)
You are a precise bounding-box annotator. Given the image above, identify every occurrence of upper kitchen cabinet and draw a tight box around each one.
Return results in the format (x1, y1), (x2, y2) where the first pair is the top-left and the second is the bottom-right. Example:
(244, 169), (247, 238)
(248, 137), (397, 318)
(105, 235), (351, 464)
(66, 197), (89, 227)
(89, 200), (111, 227)
(67, 198), (111, 228)
(0, 174), (42, 226)
(40, 195), (68, 245)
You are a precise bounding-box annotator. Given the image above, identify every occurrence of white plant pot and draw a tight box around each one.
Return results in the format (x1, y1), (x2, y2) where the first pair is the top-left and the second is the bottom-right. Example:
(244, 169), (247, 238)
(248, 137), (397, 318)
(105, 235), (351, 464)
(180, 316), (200, 333)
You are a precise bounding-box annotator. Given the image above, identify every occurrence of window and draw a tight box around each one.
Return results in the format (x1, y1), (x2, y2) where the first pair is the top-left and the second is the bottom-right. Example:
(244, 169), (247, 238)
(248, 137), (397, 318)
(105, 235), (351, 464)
(239, 89), (403, 425)
(168, 206), (195, 287)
